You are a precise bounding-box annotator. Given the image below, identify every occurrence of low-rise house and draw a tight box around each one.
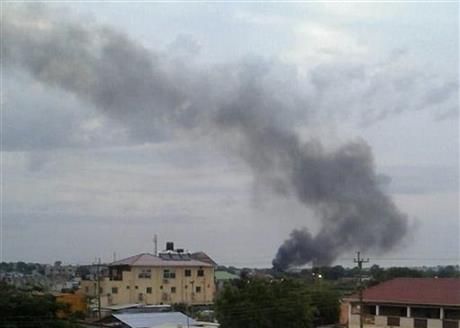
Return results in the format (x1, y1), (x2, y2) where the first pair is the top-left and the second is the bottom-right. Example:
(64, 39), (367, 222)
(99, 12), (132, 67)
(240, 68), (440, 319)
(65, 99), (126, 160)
(54, 292), (87, 318)
(80, 243), (216, 307)
(345, 278), (460, 328)
(214, 271), (239, 292)
(45, 262), (77, 279)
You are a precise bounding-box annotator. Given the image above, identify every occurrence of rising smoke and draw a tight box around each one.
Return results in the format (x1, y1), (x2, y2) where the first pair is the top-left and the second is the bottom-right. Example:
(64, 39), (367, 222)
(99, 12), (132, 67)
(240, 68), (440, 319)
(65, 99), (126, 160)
(7, 4), (450, 270)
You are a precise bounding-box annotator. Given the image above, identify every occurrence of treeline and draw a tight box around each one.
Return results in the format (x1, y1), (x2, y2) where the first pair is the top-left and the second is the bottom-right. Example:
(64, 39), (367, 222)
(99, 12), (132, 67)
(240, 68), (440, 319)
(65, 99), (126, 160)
(312, 264), (460, 282)
(0, 262), (47, 275)
(218, 264), (460, 282)
(216, 278), (340, 328)
(367, 265), (460, 283)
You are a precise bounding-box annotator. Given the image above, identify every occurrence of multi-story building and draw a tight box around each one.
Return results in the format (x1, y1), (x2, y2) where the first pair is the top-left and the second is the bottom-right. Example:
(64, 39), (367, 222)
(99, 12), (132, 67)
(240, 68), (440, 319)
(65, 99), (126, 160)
(45, 262), (77, 278)
(80, 243), (216, 307)
(345, 278), (460, 328)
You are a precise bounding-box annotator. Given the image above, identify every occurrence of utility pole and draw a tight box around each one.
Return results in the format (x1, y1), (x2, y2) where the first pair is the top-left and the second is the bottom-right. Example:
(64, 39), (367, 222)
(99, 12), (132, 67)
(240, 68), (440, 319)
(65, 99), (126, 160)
(354, 251), (369, 328)
(96, 257), (101, 324)
(186, 304), (190, 328)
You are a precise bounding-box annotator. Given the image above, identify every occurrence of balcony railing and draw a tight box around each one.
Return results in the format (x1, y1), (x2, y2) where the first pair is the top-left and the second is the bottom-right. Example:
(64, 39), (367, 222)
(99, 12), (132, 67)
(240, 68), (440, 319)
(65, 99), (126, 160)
(443, 320), (459, 328)
(349, 314), (459, 328)
(364, 315), (376, 325)
(414, 318), (428, 328)
(388, 316), (401, 326)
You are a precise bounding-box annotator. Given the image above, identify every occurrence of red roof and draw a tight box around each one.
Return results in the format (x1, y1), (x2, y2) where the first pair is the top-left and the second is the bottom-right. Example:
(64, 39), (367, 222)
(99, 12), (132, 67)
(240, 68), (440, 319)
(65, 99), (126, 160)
(348, 278), (460, 306)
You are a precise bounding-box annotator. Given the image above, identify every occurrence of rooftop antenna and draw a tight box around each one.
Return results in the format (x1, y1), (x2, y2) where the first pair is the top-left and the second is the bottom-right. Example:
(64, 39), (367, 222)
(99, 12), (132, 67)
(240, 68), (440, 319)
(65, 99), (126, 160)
(153, 234), (158, 256)
(113, 252), (116, 262)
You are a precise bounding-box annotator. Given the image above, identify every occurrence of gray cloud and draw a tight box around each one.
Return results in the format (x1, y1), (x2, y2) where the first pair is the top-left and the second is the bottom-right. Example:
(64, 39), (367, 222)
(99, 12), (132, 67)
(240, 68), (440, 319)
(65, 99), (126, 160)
(307, 56), (458, 125)
(4, 4), (457, 268)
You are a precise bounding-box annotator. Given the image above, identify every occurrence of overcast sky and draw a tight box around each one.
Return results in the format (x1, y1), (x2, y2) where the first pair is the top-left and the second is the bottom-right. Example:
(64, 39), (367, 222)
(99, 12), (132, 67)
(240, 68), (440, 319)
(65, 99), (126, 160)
(2, 2), (459, 268)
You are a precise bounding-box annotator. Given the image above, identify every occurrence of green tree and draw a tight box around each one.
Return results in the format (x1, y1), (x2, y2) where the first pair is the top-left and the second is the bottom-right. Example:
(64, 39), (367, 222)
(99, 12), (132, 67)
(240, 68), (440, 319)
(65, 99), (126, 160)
(215, 278), (314, 328)
(369, 264), (385, 282)
(310, 284), (340, 326)
(437, 265), (460, 278)
(0, 282), (81, 328)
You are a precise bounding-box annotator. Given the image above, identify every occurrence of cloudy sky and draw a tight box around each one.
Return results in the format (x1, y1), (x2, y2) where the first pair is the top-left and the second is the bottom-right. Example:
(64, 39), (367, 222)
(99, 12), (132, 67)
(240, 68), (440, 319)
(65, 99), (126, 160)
(2, 2), (458, 267)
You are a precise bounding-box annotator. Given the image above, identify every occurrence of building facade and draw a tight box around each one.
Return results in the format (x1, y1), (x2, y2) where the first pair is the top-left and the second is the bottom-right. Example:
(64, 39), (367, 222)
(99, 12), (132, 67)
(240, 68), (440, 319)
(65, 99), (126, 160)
(345, 278), (460, 328)
(80, 247), (216, 307)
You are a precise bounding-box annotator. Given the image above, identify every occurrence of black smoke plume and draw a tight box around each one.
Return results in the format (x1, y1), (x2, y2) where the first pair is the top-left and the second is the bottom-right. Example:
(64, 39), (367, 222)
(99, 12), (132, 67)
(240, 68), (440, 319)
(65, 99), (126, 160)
(3, 4), (427, 270)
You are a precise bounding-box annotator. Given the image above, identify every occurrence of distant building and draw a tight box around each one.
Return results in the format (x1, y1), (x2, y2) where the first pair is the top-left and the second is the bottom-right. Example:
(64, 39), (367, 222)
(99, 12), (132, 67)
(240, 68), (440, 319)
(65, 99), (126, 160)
(345, 278), (460, 328)
(54, 292), (87, 318)
(214, 271), (239, 292)
(44, 262), (77, 278)
(80, 243), (216, 307)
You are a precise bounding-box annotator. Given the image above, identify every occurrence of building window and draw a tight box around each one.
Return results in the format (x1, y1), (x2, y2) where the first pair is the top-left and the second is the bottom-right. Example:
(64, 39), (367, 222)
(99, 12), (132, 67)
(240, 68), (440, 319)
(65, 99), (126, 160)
(99, 287), (103, 294)
(111, 287), (118, 294)
(163, 269), (176, 279)
(138, 268), (152, 279)
(185, 269), (191, 277)
(135, 286), (138, 289)
(126, 286), (130, 289)
(412, 307), (441, 319)
(381, 306), (407, 317)
(197, 269), (204, 277)
(85, 287), (89, 293)
(146, 287), (152, 294)
(445, 309), (460, 320)
(363, 305), (376, 315)
(171, 287), (176, 294)
(196, 286), (201, 293)
(160, 285), (163, 290)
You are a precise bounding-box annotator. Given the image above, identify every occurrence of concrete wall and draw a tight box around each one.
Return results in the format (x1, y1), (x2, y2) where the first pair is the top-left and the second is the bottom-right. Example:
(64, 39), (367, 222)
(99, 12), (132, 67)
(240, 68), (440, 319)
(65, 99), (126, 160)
(375, 315), (387, 326)
(428, 319), (443, 328)
(400, 317), (414, 328)
(80, 265), (215, 306)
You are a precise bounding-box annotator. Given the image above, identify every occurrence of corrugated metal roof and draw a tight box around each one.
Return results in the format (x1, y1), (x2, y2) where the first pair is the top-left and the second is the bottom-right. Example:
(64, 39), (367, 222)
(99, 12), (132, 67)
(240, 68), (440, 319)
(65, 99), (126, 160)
(214, 271), (239, 281)
(347, 278), (460, 306)
(110, 253), (213, 268)
(113, 312), (196, 328)
(190, 252), (218, 267)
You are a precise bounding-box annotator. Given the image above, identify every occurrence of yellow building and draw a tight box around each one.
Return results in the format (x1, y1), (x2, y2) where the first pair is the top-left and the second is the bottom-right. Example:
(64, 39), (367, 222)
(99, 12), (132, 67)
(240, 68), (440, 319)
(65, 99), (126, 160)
(54, 292), (87, 318)
(80, 250), (216, 307)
